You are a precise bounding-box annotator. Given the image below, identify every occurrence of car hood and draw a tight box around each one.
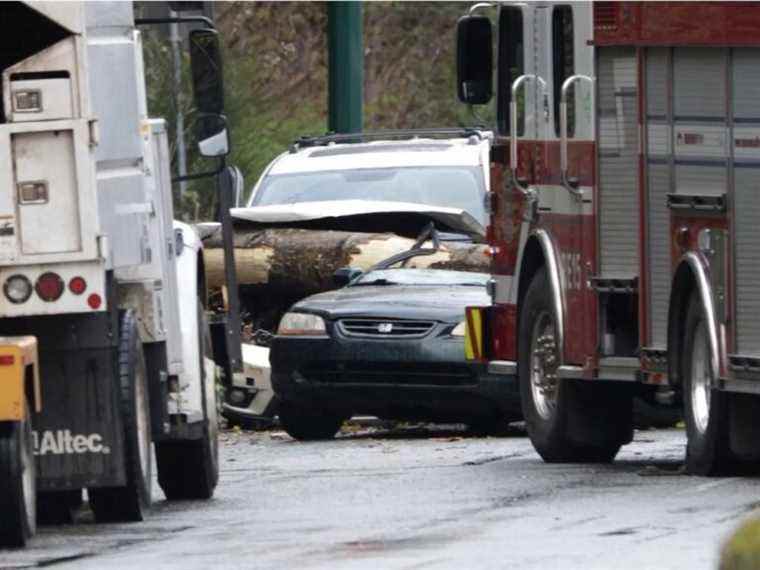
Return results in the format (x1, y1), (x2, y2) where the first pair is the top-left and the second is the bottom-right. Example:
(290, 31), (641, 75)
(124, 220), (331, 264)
(292, 284), (491, 323)
(231, 200), (485, 241)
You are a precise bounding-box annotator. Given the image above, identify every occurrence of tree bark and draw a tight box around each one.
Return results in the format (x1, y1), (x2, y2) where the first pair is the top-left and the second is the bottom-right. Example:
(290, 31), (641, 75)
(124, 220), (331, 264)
(200, 226), (489, 295)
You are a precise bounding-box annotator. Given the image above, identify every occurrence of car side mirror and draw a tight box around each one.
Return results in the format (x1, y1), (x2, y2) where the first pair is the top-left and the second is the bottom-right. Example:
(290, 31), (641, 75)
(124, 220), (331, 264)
(456, 15), (493, 105)
(189, 28), (224, 115)
(333, 267), (363, 288)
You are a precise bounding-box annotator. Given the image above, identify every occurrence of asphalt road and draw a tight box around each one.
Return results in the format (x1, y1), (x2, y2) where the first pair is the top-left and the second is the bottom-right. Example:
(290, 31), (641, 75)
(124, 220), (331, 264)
(1, 425), (757, 570)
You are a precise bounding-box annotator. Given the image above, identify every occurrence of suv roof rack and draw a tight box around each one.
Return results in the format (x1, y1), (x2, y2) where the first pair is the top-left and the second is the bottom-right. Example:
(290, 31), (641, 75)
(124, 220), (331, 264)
(290, 127), (488, 153)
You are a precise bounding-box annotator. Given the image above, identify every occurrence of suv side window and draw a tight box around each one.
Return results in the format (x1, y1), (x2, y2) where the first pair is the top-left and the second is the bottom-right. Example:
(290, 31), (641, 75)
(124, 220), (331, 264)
(552, 5), (574, 137)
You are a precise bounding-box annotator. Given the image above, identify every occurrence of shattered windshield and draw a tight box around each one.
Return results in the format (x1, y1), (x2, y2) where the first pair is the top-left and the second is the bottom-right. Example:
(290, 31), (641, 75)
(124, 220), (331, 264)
(352, 268), (490, 287)
(251, 166), (487, 225)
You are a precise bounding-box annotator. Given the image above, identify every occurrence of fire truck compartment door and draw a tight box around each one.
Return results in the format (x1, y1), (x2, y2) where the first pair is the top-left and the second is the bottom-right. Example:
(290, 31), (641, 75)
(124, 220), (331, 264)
(13, 129), (82, 255)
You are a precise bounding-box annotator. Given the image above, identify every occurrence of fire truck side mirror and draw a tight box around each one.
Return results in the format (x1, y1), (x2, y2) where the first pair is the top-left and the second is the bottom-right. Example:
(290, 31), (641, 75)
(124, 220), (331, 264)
(456, 15), (493, 105)
(189, 28), (224, 115)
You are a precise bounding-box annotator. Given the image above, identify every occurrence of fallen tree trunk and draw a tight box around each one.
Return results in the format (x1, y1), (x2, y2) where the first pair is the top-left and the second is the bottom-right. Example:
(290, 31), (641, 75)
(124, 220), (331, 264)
(200, 226), (489, 293)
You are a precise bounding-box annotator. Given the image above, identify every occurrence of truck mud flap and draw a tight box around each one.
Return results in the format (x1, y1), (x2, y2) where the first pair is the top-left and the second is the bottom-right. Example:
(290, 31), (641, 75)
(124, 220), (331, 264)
(0, 313), (125, 492)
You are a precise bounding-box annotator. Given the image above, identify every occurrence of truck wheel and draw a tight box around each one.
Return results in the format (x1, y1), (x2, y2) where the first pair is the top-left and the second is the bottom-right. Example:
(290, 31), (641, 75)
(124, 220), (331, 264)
(90, 311), (152, 522)
(683, 294), (733, 475)
(0, 399), (36, 547)
(279, 401), (344, 441)
(157, 301), (219, 500)
(519, 268), (625, 463)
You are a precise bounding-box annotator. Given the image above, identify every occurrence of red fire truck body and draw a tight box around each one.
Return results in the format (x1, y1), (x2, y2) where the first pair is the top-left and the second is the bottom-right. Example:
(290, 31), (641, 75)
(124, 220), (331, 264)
(459, 1), (760, 473)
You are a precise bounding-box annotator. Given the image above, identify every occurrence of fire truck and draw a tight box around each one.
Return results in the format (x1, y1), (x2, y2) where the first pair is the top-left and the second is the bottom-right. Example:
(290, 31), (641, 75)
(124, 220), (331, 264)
(459, 1), (760, 474)
(0, 2), (238, 546)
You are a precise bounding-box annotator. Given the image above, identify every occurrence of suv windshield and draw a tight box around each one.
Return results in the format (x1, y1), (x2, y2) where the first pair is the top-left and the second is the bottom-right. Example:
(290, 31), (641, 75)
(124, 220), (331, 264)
(352, 268), (490, 287)
(251, 166), (487, 225)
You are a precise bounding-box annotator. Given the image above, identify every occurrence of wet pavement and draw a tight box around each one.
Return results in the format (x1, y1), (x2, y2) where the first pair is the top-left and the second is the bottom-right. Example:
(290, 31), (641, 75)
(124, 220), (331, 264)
(1, 425), (757, 570)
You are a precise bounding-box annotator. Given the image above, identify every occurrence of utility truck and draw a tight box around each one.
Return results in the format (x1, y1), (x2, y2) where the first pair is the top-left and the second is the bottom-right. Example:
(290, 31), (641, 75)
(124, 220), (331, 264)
(0, 1), (239, 546)
(459, 1), (760, 474)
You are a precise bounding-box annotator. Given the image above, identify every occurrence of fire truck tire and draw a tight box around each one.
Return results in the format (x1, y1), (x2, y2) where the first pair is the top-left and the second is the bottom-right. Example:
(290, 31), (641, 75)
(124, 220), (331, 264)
(0, 399), (36, 547)
(278, 401), (344, 441)
(156, 301), (219, 500)
(90, 311), (152, 522)
(519, 268), (625, 463)
(683, 294), (733, 476)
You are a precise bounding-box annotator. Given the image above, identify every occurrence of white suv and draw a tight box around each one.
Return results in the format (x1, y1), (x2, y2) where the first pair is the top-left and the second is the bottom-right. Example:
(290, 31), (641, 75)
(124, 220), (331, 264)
(242, 129), (493, 236)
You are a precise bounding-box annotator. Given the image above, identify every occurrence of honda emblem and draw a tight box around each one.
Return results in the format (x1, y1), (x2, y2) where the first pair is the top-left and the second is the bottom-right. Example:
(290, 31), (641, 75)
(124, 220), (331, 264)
(377, 322), (393, 333)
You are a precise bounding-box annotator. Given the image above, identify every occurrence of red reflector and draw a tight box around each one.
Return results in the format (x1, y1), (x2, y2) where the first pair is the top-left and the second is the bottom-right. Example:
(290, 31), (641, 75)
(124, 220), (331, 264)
(87, 293), (102, 310)
(0, 355), (15, 366)
(35, 272), (64, 302)
(69, 276), (87, 295)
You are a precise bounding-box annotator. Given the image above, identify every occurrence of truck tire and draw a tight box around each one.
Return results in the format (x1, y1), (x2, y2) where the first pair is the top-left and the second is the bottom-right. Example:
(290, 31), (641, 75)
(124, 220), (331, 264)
(90, 311), (152, 522)
(519, 268), (627, 463)
(0, 399), (36, 547)
(279, 401), (344, 441)
(156, 301), (219, 500)
(683, 293), (733, 475)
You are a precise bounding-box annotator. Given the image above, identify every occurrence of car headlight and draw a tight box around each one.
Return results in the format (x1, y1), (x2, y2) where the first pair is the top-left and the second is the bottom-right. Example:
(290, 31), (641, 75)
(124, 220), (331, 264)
(277, 312), (327, 336)
(451, 321), (466, 337)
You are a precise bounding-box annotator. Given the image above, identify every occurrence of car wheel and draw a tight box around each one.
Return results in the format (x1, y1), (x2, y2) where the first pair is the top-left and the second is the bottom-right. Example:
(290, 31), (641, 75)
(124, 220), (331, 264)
(278, 401), (343, 441)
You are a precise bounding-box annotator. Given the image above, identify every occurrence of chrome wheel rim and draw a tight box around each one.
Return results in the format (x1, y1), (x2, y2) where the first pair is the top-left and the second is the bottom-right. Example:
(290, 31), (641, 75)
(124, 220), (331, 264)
(690, 320), (711, 434)
(530, 310), (559, 420)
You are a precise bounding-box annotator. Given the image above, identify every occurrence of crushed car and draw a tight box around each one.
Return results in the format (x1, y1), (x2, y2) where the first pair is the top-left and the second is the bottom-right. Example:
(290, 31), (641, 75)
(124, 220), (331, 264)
(271, 226), (521, 439)
(200, 129), (494, 427)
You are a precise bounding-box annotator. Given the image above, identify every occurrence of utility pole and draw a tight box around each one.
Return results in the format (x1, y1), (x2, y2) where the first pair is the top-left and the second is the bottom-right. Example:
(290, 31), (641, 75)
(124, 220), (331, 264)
(327, 2), (363, 133)
(170, 8), (188, 197)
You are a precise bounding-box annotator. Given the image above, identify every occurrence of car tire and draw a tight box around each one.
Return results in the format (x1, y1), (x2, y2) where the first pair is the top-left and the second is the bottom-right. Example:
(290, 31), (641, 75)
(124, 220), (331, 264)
(0, 398), (36, 547)
(682, 293), (734, 476)
(90, 311), (152, 522)
(157, 301), (219, 500)
(278, 401), (343, 441)
(519, 268), (629, 463)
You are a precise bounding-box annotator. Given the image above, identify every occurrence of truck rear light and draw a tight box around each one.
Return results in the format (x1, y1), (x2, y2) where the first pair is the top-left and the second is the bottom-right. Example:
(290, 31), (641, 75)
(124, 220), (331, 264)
(0, 355), (15, 366)
(35, 272), (64, 302)
(87, 293), (102, 310)
(69, 276), (87, 295)
(3, 275), (32, 304)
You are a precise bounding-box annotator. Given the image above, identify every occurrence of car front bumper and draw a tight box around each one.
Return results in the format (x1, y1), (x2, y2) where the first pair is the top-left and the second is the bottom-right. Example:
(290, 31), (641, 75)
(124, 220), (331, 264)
(270, 334), (519, 422)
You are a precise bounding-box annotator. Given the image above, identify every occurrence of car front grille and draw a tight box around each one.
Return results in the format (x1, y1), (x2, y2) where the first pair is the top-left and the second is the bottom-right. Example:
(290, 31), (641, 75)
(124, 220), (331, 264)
(337, 318), (436, 339)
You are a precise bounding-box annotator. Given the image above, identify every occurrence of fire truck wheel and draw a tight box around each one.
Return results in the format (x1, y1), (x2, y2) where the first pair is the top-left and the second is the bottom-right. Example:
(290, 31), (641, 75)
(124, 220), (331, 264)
(518, 268), (623, 463)
(0, 399), (36, 547)
(156, 301), (219, 500)
(90, 311), (152, 522)
(278, 401), (344, 441)
(683, 293), (733, 476)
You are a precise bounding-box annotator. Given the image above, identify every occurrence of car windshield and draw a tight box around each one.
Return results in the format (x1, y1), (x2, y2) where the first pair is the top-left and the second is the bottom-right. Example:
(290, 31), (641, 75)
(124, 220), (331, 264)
(251, 166), (487, 225)
(351, 268), (490, 287)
